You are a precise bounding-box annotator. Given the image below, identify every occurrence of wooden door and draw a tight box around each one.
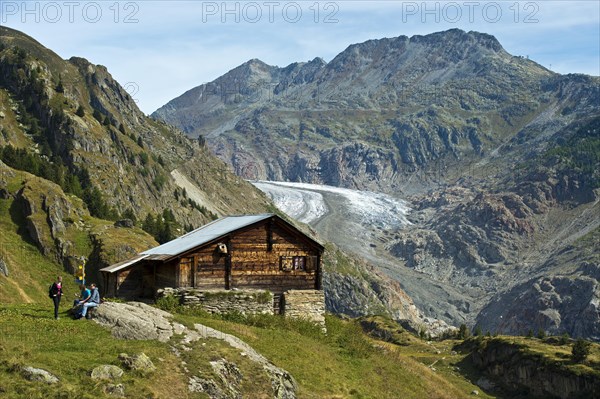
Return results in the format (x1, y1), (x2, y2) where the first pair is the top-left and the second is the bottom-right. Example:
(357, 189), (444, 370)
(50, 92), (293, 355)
(178, 257), (194, 287)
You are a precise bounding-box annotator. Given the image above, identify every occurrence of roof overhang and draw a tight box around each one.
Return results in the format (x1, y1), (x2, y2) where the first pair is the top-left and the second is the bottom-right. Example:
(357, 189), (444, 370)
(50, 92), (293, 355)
(99, 254), (150, 274)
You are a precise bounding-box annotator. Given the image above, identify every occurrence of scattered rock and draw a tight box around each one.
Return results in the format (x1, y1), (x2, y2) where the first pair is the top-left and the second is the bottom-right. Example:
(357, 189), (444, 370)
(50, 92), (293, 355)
(188, 375), (224, 397)
(118, 353), (156, 374)
(471, 390), (479, 395)
(104, 383), (126, 397)
(91, 365), (124, 381)
(21, 366), (59, 384)
(0, 257), (8, 277)
(0, 188), (10, 199)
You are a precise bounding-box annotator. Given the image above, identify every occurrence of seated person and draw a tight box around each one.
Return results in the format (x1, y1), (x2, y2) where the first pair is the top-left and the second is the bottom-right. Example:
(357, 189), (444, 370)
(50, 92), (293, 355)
(72, 284), (91, 319)
(81, 283), (100, 319)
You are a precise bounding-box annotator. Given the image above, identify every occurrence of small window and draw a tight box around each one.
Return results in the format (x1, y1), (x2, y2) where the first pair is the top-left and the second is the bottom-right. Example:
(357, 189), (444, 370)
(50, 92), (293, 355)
(280, 256), (306, 271)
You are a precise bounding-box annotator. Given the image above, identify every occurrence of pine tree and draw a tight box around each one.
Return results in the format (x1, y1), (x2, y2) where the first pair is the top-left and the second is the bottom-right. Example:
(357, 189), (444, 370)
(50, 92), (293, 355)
(571, 339), (591, 363)
(537, 329), (546, 340)
(75, 105), (85, 117)
(458, 323), (470, 340)
(142, 213), (157, 237)
(122, 208), (137, 224)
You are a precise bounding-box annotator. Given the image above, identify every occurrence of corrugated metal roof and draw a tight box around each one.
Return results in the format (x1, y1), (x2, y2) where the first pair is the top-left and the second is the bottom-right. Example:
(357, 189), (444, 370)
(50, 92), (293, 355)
(99, 254), (149, 273)
(141, 213), (275, 257)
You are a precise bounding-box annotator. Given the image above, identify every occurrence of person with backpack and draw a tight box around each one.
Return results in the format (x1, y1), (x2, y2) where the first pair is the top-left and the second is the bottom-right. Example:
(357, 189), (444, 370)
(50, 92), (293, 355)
(49, 276), (63, 320)
(81, 283), (100, 319)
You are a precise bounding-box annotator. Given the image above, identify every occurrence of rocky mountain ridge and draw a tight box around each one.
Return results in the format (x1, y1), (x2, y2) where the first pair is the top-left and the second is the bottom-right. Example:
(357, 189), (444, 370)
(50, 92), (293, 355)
(155, 29), (600, 339)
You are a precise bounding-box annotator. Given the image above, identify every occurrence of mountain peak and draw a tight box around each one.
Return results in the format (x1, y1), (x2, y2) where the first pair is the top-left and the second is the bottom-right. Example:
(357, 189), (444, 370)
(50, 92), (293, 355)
(408, 29), (504, 52)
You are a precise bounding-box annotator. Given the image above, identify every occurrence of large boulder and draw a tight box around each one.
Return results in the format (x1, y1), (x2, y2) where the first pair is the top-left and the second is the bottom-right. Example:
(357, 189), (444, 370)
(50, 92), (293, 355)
(94, 302), (174, 342)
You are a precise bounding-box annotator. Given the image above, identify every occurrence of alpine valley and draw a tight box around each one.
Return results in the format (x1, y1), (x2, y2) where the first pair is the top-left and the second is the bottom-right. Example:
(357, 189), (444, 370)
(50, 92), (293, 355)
(154, 29), (600, 340)
(1, 25), (599, 399)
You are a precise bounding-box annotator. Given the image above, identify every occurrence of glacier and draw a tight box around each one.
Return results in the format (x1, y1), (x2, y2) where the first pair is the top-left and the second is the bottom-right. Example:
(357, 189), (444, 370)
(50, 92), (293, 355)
(252, 181), (411, 230)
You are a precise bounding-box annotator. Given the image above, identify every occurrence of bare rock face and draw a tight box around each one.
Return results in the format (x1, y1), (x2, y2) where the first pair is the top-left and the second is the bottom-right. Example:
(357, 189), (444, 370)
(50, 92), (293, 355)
(465, 338), (600, 399)
(477, 274), (600, 340)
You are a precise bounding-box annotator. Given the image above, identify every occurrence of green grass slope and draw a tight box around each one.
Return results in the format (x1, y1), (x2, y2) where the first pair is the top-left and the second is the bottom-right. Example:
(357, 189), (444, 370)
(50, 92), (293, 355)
(0, 160), (157, 303)
(0, 303), (484, 399)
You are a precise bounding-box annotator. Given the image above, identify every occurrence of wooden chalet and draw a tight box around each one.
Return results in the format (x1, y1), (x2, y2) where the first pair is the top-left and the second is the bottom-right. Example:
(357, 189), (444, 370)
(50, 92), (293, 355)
(100, 214), (324, 308)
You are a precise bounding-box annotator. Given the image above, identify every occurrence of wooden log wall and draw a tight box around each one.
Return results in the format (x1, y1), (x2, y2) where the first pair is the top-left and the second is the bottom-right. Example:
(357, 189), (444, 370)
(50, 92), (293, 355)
(167, 219), (322, 293)
(194, 245), (227, 289)
(228, 223), (318, 293)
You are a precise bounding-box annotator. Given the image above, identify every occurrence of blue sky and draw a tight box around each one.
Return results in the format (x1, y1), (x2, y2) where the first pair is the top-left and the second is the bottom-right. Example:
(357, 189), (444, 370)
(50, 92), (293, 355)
(2, 1), (599, 113)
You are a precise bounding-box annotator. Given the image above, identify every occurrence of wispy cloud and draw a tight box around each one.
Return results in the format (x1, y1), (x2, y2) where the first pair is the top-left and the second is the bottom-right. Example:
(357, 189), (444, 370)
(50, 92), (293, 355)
(3, 1), (598, 113)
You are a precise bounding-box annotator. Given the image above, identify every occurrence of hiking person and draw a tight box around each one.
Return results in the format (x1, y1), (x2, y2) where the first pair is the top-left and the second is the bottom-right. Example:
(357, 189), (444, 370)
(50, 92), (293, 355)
(49, 276), (63, 319)
(81, 283), (100, 319)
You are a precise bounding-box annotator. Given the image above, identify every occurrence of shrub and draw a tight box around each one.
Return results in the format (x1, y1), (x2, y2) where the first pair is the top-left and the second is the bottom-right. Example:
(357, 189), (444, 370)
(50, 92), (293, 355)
(537, 329), (546, 339)
(155, 295), (181, 312)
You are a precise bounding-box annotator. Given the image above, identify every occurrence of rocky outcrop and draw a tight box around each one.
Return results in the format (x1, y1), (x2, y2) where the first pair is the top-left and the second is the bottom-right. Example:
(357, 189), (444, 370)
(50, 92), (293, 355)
(94, 301), (298, 398)
(188, 359), (244, 398)
(95, 302), (175, 342)
(194, 323), (297, 399)
(461, 338), (600, 399)
(477, 274), (600, 340)
(322, 243), (458, 338)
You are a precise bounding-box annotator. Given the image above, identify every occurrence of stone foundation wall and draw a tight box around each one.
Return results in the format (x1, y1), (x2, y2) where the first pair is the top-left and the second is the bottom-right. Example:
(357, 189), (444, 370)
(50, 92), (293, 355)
(157, 288), (327, 330)
(284, 290), (326, 329)
(158, 288), (274, 315)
